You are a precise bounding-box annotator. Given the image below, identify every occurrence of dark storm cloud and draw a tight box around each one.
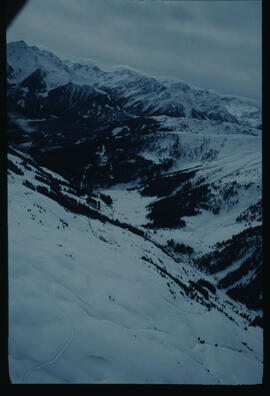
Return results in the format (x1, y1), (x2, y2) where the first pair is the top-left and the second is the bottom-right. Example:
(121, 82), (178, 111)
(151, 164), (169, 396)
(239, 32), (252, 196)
(7, 0), (261, 100)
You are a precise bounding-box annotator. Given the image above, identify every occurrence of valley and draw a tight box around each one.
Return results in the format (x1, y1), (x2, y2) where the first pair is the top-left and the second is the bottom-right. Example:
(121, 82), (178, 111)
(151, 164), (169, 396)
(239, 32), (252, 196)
(7, 40), (263, 384)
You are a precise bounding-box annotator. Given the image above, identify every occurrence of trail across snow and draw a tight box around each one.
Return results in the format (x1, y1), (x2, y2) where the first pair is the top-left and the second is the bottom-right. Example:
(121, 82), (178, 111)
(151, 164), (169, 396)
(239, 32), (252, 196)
(8, 160), (263, 384)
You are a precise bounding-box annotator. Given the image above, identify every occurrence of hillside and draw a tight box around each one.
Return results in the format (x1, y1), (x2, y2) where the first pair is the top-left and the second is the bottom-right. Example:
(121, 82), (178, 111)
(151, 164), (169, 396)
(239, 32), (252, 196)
(8, 148), (263, 384)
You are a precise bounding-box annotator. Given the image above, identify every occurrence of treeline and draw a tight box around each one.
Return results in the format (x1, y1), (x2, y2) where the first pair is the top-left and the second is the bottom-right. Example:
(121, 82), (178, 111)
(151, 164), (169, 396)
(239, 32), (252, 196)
(217, 248), (262, 289)
(167, 239), (193, 254)
(8, 159), (24, 176)
(140, 169), (196, 198)
(146, 181), (213, 229)
(226, 268), (263, 310)
(195, 225), (262, 274)
(236, 200), (262, 224)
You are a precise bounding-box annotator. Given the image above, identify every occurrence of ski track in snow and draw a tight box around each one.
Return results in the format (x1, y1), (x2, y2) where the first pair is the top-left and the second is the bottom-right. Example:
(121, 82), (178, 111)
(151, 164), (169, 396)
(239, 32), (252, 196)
(21, 282), (75, 383)
(22, 327), (75, 383)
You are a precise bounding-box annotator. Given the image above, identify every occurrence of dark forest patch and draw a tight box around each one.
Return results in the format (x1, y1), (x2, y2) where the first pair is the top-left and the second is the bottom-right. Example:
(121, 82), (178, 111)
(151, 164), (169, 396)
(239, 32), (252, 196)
(146, 182), (213, 229)
(140, 170), (196, 198)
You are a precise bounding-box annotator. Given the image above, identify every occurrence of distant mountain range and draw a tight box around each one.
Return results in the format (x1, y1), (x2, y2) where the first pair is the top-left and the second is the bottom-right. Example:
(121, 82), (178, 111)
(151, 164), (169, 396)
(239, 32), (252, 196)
(7, 40), (261, 125)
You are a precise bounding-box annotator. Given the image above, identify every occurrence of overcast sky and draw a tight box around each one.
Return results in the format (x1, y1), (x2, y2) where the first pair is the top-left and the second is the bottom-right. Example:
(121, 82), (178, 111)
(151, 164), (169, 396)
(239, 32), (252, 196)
(7, 0), (261, 100)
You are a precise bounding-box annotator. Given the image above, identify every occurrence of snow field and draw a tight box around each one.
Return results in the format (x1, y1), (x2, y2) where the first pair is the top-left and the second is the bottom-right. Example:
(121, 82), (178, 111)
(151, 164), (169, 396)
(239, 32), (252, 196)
(8, 168), (263, 384)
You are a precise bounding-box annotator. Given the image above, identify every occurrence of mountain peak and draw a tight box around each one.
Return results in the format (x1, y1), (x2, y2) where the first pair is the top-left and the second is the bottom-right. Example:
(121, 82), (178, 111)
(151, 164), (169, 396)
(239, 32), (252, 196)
(8, 39), (27, 47)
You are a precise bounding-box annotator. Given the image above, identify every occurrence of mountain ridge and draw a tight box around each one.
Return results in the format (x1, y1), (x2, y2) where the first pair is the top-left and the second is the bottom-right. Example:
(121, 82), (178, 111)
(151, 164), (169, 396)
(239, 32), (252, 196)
(7, 40), (261, 127)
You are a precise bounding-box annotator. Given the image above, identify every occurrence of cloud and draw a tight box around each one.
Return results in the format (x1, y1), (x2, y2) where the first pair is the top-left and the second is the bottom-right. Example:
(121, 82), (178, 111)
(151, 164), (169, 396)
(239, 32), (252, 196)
(7, 0), (261, 99)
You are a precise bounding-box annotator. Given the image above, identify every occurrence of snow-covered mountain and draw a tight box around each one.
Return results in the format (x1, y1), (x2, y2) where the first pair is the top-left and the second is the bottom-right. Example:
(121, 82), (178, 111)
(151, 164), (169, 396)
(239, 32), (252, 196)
(7, 40), (261, 125)
(7, 40), (261, 189)
(8, 148), (263, 384)
(7, 41), (263, 383)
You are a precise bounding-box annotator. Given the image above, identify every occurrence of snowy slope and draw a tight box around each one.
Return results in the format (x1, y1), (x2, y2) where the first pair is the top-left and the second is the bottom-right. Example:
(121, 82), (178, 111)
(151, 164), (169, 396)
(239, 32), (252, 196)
(97, 127), (262, 310)
(8, 149), (263, 384)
